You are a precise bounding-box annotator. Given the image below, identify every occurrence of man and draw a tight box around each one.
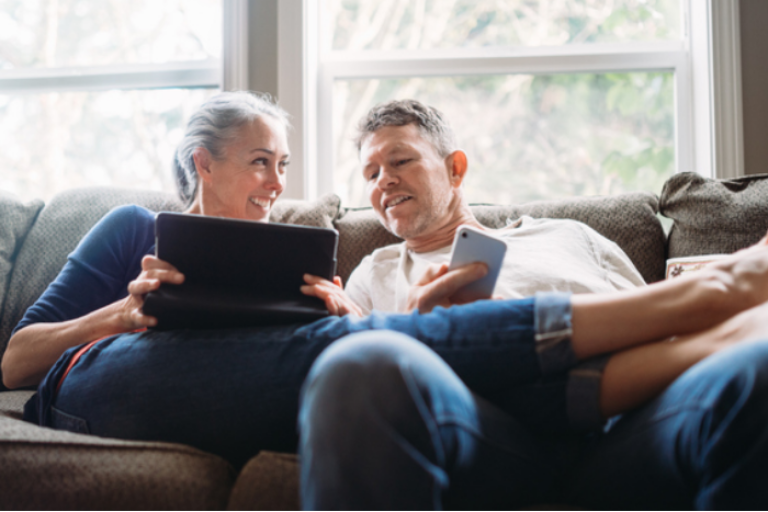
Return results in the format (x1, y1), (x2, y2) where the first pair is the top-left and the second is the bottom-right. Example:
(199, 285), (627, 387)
(303, 99), (644, 318)
(298, 100), (768, 510)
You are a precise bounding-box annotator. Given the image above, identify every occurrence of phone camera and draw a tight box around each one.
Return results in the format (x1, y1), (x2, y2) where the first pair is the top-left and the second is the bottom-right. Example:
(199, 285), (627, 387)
(462, 232), (468, 238)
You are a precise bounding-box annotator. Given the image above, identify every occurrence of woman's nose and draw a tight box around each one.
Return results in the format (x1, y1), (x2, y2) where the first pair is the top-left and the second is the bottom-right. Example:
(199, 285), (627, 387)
(264, 165), (285, 193)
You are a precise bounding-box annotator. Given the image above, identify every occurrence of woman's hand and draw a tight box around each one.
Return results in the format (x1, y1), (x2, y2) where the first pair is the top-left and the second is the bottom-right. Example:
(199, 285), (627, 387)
(301, 275), (363, 317)
(406, 262), (488, 314)
(119, 255), (185, 330)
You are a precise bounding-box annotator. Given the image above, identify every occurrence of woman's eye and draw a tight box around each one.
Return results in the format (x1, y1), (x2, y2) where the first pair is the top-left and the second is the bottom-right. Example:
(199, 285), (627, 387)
(252, 157), (268, 165)
(367, 171), (379, 181)
(395, 159), (410, 166)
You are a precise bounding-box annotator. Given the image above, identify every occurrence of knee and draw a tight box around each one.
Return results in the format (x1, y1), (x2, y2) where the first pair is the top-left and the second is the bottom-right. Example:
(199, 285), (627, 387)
(301, 331), (426, 420)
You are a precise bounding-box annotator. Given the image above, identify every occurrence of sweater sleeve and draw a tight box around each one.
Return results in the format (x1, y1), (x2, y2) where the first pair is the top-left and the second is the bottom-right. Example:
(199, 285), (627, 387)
(12, 205), (156, 336)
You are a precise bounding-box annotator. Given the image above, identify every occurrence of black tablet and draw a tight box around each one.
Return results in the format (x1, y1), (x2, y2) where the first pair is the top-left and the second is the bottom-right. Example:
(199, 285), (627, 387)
(143, 212), (338, 330)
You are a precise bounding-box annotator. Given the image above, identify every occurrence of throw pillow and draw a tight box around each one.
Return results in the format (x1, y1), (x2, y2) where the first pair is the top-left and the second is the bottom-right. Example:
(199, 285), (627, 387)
(659, 172), (768, 259)
(0, 192), (44, 325)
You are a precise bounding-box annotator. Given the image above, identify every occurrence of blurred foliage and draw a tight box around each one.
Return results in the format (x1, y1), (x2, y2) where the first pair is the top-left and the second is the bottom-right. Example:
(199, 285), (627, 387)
(331, 0), (679, 50)
(330, 0), (679, 206)
(0, 0), (220, 202)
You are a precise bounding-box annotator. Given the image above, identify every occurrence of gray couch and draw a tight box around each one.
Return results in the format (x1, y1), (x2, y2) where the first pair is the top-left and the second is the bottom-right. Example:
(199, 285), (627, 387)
(0, 172), (766, 509)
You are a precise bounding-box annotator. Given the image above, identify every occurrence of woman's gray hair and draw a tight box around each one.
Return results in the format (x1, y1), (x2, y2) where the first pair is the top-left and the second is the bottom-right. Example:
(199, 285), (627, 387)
(173, 91), (291, 206)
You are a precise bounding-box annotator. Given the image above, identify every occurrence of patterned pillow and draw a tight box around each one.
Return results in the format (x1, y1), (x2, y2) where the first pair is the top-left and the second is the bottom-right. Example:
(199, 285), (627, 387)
(0, 192), (44, 326)
(334, 192), (666, 286)
(660, 172), (768, 259)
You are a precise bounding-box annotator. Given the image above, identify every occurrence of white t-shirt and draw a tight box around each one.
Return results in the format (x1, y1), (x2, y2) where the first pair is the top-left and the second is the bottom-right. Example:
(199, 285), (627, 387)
(345, 216), (646, 314)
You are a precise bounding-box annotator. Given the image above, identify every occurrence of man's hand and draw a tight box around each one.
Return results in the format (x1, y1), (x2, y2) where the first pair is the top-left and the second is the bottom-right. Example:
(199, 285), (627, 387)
(120, 255), (184, 330)
(302, 275), (363, 317)
(406, 262), (488, 314)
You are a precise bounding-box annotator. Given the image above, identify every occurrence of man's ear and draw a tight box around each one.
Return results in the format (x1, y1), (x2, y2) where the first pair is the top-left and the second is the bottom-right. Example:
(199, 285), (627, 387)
(192, 147), (214, 183)
(446, 150), (468, 187)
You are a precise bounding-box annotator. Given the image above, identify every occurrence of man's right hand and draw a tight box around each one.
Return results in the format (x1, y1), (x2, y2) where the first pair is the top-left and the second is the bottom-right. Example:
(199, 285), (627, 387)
(406, 262), (488, 314)
(120, 255), (185, 330)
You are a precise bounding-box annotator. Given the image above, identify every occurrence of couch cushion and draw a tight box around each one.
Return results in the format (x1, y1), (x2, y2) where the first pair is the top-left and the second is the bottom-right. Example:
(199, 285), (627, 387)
(228, 451), (299, 510)
(335, 192), (666, 285)
(660, 172), (768, 259)
(0, 391), (234, 510)
(0, 192), (44, 329)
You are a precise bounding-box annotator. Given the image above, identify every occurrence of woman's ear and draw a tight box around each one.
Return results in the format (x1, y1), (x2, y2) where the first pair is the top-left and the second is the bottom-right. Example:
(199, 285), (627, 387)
(192, 147), (214, 183)
(446, 150), (468, 187)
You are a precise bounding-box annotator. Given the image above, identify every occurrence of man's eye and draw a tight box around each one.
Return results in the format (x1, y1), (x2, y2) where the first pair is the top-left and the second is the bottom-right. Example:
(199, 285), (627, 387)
(367, 171), (379, 181)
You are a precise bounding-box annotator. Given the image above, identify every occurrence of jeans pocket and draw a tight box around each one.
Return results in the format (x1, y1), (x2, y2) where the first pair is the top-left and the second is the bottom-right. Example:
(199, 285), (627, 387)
(50, 406), (90, 435)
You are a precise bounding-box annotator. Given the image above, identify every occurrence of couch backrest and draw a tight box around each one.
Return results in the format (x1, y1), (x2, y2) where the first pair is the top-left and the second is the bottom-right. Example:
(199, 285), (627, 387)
(334, 192), (667, 286)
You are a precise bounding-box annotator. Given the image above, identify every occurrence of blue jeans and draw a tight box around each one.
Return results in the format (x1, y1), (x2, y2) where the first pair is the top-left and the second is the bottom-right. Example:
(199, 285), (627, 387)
(26, 294), (596, 471)
(300, 331), (768, 509)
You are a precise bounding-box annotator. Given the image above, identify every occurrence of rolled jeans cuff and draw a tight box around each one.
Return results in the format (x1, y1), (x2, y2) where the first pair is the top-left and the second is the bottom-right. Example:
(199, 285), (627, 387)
(534, 292), (578, 376)
(567, 355), (610, 430)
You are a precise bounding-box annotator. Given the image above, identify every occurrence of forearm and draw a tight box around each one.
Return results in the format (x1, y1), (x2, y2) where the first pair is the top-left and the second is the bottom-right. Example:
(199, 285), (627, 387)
(2, 302), (126, 389)
(598, 336), (713, 418)
(570, 270), (731, 359)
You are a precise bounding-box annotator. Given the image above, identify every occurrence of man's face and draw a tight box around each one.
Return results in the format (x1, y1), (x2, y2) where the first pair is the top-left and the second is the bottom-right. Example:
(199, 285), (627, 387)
(360, 124), (456, 240)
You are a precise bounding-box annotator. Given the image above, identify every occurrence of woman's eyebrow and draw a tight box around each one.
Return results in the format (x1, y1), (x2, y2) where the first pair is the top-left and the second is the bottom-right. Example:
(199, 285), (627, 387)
(248, 148), (275, 155)
(248, 148), (291, 160)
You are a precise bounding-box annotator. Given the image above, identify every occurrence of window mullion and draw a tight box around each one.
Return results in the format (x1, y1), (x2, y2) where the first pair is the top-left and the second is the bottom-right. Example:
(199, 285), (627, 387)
(0, 60), (221, 94)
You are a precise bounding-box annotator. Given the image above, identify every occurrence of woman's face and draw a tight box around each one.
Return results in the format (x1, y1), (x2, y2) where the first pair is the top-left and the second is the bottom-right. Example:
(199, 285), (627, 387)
(194, 115), (289, 222)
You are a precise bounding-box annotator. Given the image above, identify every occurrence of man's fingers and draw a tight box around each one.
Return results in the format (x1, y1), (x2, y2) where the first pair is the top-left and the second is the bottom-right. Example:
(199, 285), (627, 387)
(416, 263), (449, 286)
(428, 262), (488, 298)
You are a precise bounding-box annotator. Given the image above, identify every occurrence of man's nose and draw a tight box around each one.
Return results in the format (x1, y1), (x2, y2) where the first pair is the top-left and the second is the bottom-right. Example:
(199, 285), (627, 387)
(376, 166), (398, 189)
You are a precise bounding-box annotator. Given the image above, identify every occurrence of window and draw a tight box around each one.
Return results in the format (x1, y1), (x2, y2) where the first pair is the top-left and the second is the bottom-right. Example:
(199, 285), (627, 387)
(0, 0), (222, 202)
(280, 0), (736, 206)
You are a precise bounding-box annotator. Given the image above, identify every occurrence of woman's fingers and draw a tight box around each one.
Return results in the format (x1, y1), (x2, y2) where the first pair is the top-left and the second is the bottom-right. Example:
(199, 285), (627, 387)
(127, 278), (161, 296)
(130, 308), (157, 328)
(143, 268), (184, 284)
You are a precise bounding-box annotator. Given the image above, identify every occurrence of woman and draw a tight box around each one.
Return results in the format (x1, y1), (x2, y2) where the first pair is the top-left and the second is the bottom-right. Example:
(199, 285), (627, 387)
(3, 91), (768, 475)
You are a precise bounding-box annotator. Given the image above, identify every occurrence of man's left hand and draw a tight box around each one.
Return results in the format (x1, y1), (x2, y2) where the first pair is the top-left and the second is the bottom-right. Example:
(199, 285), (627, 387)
(302, 275), (363, 317)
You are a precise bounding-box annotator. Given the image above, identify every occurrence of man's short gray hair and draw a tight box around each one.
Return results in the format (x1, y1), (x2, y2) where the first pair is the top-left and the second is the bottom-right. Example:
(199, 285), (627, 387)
(173, 91), (291, 206)
(354, 99), (456, 158)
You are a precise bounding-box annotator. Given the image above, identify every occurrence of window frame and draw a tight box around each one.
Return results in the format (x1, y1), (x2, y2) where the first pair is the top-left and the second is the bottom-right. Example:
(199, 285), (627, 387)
(278, 0), (745, 201)
(0, 1), (241, 105)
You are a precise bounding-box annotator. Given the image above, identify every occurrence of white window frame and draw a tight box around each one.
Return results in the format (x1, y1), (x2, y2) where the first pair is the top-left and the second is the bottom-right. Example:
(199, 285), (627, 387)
(278, 0), (745, 201)
(0, 0), (248, 102)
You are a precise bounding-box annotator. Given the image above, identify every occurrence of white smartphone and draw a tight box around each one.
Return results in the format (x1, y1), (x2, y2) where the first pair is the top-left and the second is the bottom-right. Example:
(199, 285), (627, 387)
(448, 225), (507, 303)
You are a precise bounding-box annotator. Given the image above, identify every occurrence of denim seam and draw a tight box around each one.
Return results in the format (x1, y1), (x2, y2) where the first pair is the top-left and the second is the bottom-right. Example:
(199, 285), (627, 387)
(432, 415), (555, 474)
(567, 355), (609, 431)
(534, 292), (578, 376)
